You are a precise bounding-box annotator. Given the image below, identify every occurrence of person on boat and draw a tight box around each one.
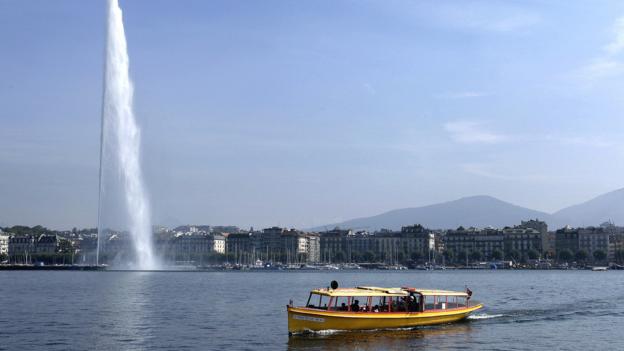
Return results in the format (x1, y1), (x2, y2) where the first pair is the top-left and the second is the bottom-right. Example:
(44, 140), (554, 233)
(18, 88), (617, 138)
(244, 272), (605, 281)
(339, 303), (348, 311)
(372, 305), (380, 313)
(396, 296), (408, 312)
(408, 295), (418, 312)
(351, 300), (360, 312)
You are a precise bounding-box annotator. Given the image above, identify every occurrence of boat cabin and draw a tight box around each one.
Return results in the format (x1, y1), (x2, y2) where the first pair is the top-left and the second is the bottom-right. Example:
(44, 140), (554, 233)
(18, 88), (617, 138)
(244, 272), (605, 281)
(305, 286), (471, 313)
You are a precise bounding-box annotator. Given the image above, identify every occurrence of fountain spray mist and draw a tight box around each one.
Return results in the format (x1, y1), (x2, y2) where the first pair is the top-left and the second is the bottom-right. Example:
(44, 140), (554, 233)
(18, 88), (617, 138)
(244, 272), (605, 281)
(98, 0), (157, 270)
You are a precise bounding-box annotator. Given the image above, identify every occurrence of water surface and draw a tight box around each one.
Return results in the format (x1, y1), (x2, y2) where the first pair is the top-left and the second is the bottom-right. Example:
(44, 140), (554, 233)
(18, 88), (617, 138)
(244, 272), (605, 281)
(0, 270), (621, 350)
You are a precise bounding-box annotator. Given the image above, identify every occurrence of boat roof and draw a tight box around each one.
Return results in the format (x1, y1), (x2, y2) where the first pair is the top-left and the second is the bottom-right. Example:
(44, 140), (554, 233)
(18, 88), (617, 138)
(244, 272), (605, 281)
(310, 286), (468, 297)
(409, 289), (469, 297)
(311, 287), (407, 297)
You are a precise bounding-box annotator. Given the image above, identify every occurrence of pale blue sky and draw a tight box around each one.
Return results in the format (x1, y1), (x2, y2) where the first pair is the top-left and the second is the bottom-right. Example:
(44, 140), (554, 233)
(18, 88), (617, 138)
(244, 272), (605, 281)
(3, 0), (624, 229)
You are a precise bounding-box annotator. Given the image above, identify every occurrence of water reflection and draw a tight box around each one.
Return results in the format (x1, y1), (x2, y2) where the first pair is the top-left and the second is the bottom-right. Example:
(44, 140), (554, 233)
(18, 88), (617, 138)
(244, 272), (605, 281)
(287, 322), (474, 351)
(95, 272), (154, 348)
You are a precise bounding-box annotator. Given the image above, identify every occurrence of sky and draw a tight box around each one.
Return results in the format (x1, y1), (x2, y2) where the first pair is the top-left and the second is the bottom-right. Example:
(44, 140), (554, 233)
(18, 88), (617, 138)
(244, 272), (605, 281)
(3, 0), (624, 230)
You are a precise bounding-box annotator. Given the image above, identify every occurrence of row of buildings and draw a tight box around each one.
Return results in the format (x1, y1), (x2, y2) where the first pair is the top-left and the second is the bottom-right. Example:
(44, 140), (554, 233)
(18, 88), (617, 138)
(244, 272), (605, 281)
(0, 230), (73, 264)
(3, 220), (624, 265)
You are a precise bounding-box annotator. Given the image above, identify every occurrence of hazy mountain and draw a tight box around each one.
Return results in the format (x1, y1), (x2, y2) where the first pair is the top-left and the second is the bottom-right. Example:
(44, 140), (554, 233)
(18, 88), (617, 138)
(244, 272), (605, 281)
(312, 195), (552, 231)
(552, 188), (624, 228)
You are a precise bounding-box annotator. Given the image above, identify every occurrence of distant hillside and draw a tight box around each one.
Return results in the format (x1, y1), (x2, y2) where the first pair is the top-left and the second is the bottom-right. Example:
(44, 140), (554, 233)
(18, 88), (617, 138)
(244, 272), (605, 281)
(552, 188), (624, 228)
(312, 195), (552, 231)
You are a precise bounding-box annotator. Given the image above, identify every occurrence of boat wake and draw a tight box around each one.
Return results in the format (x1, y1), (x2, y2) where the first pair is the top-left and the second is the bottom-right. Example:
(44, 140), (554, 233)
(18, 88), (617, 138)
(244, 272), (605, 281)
(467, 313), (504, 320)
(298, 327), (416, 336)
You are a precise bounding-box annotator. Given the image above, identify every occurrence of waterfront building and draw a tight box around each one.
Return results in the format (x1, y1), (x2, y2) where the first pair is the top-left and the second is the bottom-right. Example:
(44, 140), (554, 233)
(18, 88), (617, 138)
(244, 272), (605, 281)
(555, 226), (580, 259)
(306, 234), (321, 263)
(282, 230), (320, 264)
(318, 225), (434, 264)
(8, 235), (35, 263)
(370, 231), (403, 263)
(224, 227), (320, 264)
(444, 227), (504, 262)
(213, 234), (226, 254)
(259, 227), (287, 262)
(226, 232), (256, 264)
(173, 225), (211, 233)
(346, 231), (373, 261)
(597, 222), (624, 262)
(0, 232), (9, 257)
(578, 226), (610, 261)
(76, 234), (98, 264)
(36, 234), (59, 254)
(400, 224), (435, 254)
(318, 228), (351, 262)
(502, 227), (543, 260)
(372, 225), (434, 263)
(172, 234), (210, 258)
(518, 219), (552, 257)
(101, 233), (132, 260)
(165, 233), (228, 263)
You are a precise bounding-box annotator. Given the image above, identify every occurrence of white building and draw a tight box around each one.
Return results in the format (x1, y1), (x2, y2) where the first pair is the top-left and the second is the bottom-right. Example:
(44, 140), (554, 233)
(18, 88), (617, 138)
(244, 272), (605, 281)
(0, 232), (9, 257)
(213, 234), (226, 254)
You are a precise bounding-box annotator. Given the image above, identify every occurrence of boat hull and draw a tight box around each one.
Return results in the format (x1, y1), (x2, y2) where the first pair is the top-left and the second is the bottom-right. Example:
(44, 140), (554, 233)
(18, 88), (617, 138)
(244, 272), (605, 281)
(287, 304), (483, 334)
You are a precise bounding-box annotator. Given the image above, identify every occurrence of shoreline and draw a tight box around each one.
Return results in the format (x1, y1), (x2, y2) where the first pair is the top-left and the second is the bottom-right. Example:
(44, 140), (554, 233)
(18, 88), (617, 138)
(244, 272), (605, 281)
(0, 264), (616, 272)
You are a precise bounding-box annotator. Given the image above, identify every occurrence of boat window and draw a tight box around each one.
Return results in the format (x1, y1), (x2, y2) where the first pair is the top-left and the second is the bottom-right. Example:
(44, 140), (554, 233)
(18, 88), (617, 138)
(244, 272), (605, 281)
(331, 296), (350, 311)
(348, 296), (365, 312)
(439, 296), (448, 309)
(392, 296), (408, 312)
(319, 295), (327, 309)
(424, 296), (437, 311)
(364, 296), (372, 312)
(306, 293), (327, 309)
(422, 295), (459, 310)
(449, 296), (467, 308)
(459, 296), (467, 308)
(371, 296), (389, 312)
(406, 293), (420, 312)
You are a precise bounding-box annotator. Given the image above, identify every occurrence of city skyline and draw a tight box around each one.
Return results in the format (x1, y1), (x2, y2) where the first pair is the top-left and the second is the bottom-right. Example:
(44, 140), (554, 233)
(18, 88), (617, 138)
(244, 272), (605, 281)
(3, 1), (624, 230)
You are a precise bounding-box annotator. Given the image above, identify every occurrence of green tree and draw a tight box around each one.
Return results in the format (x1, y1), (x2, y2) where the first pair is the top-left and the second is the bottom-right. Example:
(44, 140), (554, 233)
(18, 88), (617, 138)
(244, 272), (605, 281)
(469, 251), (483, 262)
(575, 250), (588, 263)
(363, 251), (376, 262)
(333, 251), (346, 263)
(397, 251), (406, 263)
(443, 249), (454, 262)
(456, 251), (468, 263)
(491, 249), (503, 261)
(615, 250), (624, 264)
(506, 250), (521, 261)
(527, 249), (540, 260)
(558, 249), (573, 262)
(593, 250), (607, 262)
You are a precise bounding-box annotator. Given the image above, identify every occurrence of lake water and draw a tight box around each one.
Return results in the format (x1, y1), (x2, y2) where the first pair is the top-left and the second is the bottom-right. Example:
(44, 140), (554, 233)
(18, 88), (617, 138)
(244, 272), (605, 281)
(0, 270), (622, 350)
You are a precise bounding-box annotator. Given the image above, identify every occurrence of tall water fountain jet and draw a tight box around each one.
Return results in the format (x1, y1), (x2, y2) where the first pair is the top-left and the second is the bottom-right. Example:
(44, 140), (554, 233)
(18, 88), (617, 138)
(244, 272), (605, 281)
(97, 0), (157, 270)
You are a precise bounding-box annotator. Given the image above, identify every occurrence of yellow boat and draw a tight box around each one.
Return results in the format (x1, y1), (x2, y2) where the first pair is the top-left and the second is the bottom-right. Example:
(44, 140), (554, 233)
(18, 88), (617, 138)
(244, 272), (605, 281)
(287, 283), (483, 334)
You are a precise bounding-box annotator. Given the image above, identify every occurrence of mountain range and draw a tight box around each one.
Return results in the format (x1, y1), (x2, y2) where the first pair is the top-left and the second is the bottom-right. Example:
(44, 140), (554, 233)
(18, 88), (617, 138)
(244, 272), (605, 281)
(311, 188), (624, 231)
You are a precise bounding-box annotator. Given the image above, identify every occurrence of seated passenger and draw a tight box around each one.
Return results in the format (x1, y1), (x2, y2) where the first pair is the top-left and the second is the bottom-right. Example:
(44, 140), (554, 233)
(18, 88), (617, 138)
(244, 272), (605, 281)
(373, 305), (380, 313)
(408, 295), (418, 312)
(351, 300), (360, 312)
(340, 303), (347, 311)
(395, 297), (407, 312)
